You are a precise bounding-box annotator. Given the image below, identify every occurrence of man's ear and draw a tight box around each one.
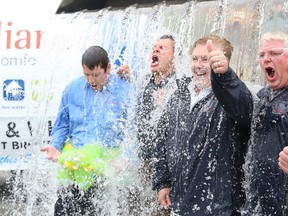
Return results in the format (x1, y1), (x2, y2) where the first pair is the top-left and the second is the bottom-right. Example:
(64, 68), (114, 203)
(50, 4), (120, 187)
(106, 62), (111, 74)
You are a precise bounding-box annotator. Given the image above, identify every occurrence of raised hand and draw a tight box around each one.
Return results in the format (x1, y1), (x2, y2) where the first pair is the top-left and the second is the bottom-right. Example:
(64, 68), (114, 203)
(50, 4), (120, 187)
(206, 39), (229, 74)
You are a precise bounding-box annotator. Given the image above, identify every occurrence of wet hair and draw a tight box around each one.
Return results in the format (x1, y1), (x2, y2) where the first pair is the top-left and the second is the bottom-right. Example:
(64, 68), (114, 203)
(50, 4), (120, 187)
(159, 34), (175, 51)
(82, 46), (110, 71)
(261, 31), (288, 47)
(159, 34), (175, 41)
(191, 35), (234, 61)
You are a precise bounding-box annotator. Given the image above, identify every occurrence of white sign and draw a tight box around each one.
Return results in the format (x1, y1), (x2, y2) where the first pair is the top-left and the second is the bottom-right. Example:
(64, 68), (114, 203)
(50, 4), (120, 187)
(0, 117), (53, 170)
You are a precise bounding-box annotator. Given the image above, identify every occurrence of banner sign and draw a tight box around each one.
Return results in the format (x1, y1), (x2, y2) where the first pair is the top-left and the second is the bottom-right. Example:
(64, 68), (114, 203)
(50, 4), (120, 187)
(0, 117), (52, 170)
(0, 19), (59, 170)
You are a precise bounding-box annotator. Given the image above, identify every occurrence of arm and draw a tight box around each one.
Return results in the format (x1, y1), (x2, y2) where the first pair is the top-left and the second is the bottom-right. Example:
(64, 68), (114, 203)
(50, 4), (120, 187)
(116, 64), (132, 82)
(211, 68), (253, 125)
(152, 109), (172, 194)
(207, 39), (253, 125)
(41, 87), (69, 155)
(48, 88), (70, 152)
(40, 91), (70, 161)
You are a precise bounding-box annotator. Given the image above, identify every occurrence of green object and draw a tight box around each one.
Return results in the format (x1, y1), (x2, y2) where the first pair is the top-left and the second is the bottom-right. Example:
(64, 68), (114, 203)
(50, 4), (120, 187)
(57, 143), (120, 190)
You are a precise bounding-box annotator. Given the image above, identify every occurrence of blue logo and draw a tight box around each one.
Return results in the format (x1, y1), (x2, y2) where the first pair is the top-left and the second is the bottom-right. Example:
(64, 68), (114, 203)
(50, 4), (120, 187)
(3, 79), (25, 101)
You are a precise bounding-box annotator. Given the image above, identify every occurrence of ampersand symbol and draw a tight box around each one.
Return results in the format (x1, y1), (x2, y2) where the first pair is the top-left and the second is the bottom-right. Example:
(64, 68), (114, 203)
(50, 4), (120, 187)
(6, 122), (20, 138)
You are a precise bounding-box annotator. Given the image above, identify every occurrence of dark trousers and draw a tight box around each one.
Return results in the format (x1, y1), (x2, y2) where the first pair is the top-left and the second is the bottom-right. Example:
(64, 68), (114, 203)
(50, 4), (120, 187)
(54, 183), (101, 216)
(126, 160), (171, 216)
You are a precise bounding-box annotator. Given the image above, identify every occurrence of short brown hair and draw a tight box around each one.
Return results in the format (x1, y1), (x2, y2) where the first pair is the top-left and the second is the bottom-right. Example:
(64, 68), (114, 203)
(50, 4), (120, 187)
(191, 35), (233, 61)
(82, 46), (110, 70)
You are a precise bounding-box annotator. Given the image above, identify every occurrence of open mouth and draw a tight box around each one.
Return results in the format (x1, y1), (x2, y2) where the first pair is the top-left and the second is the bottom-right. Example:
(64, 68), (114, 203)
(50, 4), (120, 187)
(194, 68), (208, 76)
(265, 66), (275, 78)
(151, 55), (159, 66)
(196, 71), (207, 76)
(90, 84), (97, 89)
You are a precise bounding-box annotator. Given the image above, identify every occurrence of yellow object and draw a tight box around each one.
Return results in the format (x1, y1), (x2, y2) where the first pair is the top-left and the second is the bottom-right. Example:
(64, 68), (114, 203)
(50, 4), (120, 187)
(57, 142), (120, 190)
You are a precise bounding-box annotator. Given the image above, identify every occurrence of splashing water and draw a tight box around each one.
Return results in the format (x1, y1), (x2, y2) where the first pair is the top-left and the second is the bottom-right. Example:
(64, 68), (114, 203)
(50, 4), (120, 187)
(0, 0), (287, 215)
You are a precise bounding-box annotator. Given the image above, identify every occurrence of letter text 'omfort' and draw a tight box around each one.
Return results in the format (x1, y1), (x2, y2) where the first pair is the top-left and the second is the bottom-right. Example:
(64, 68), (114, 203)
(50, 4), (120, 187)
(0, 21), (43, 49)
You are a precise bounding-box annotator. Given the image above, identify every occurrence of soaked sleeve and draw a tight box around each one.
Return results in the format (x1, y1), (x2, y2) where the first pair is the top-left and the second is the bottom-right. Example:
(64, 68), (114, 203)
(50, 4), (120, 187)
(152, 109), (171, 191)
(211, 67), (253, 126)
(50, 88), (70, 152)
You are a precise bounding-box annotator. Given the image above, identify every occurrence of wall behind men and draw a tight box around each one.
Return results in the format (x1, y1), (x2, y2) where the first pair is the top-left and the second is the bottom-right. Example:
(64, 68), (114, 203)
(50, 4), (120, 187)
(0, 0), (287, 170)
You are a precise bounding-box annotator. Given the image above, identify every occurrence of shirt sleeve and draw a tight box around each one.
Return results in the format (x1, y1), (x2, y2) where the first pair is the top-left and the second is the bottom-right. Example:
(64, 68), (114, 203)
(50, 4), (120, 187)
(50, 87), (70, 152)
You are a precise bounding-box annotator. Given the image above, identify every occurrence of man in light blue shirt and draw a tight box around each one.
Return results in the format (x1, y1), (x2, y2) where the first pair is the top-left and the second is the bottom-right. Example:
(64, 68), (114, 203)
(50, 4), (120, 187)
(41, 45), (132, 215)
(50, 68), (129, 151)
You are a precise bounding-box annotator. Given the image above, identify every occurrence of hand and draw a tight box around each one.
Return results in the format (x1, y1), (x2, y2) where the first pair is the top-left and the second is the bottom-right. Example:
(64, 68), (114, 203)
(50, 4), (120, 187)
(40, 145), (61, 162)
(116, 64), (132, 82)
(158, 188), (171, 208)
(206, 39), (229, 74)
(279, 146), (288, 173)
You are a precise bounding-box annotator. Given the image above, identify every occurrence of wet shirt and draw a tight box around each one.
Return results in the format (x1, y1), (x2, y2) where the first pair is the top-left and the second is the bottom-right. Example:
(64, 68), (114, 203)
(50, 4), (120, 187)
(187, 81), (211, 110)
(243, 87), (288, 216)
(50, 73), (131, 151)
(137, 72), (177, 161)
(211, 69), (288, 215)
(153, 72), (251, 215)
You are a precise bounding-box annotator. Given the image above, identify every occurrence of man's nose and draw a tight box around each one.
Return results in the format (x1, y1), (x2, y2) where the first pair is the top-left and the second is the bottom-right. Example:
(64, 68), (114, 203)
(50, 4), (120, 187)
(87, 75), (94, 83)
(261, 54), (272, 62)
(152, 46), (160, 53)
(193, 60), (204, 66)
(192, 65), (201, 72)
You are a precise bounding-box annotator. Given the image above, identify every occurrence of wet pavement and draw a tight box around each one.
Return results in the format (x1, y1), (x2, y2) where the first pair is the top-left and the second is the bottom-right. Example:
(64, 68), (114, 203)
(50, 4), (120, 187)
(0, 171), (15, 215)
(0, 170), (59, 216)
(0, 171), (37, 216)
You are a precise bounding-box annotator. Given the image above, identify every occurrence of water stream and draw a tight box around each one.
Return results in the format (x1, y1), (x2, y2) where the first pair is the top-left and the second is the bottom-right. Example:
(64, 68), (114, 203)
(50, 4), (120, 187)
(1, 0), (288, 215)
